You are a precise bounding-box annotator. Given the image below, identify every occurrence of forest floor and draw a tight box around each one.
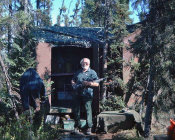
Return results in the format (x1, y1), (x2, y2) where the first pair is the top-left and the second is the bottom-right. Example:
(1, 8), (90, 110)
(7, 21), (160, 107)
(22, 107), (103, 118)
(58, 128), (167, 140)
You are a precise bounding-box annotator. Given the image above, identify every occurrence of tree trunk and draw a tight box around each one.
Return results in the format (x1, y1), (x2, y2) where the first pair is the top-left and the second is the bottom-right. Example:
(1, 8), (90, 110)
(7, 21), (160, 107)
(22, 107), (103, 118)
(8, 2), (12, 52)
(101, 0), (110, 102)
(0, 53), (13, 95)
(60, 0), (65, 16)
(0, 51), (20, 120)
(144, 60), (155, 137)
(24, 0), (28, 14)
(102, 42), (108, 101)
(36, 0), (40, 26)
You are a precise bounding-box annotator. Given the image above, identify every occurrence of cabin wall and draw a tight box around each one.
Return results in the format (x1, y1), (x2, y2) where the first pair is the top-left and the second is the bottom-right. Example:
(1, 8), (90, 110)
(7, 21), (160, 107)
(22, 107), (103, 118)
(123, 29), (141, 108)
(36, 42), (52, 104)
(123, 29), (141, 84)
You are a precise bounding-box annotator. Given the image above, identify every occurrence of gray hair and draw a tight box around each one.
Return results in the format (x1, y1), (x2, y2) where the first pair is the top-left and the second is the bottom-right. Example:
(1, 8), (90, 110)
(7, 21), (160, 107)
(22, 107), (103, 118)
(80, 58), (90, 65)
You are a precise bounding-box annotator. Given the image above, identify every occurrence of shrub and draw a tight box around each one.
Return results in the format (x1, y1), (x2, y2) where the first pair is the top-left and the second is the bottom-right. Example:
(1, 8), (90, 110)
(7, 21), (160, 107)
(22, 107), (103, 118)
(100, 95), (125, 111)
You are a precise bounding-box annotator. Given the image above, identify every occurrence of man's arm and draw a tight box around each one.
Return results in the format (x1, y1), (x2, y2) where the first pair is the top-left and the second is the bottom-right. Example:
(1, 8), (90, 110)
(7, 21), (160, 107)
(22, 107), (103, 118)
(82, 81), (99, 87)
(91, 82), (99, 87)
(90, 70), (99, 87)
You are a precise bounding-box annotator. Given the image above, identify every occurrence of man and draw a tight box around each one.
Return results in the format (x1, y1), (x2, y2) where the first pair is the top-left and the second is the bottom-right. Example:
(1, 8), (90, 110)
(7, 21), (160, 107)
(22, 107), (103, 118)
(71, 58), (99, 135)
(20, 68), (49, 132)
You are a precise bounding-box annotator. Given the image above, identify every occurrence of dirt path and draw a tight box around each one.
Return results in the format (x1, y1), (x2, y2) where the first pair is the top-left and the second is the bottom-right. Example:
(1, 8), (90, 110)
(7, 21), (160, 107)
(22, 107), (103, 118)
(60, 133), (116, 140)
(60, 130), (142, 140)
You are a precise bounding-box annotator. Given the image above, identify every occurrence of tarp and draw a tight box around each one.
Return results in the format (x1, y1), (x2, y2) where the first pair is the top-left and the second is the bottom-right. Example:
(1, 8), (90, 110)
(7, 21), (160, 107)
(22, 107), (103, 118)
(97, 110), (143, 133)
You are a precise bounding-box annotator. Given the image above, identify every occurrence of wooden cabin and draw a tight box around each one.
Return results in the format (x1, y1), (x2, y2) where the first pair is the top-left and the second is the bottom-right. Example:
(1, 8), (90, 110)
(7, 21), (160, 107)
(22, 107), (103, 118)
(33, 25), (141, 114)
(33, 26), (105, 115)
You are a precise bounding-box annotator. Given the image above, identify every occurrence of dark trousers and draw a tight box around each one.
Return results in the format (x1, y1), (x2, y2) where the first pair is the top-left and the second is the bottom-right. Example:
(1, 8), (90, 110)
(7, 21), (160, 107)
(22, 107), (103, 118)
(73, 95), (93, 128)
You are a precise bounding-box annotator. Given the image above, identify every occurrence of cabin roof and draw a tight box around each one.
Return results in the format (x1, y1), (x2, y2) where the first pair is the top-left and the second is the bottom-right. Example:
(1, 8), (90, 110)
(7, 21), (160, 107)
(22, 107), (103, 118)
(33, 26), (106, 48)
(33, 24), (140, 48)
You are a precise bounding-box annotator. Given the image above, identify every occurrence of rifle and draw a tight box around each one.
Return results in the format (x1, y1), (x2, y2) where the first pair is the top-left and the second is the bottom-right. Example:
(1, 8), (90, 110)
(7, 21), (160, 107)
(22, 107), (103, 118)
(93, 78), (106, 83)
(72, 78), (106, 90)
(92, 78), (116, 86)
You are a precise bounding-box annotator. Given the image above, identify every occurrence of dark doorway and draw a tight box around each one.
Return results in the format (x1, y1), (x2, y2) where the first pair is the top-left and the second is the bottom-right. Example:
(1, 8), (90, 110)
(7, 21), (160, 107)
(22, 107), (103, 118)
(51, 47), (93, 107)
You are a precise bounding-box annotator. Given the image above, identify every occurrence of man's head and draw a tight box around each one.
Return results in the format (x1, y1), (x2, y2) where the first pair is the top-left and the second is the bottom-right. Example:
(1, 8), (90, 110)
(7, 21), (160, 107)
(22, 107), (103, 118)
(80, 58), (90, 71)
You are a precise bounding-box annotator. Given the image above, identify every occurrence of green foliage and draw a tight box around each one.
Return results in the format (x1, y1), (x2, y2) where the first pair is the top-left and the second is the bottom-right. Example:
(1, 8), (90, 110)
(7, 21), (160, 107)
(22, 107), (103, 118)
(80, 0), (131, 99)
(0, 0), (38, 92)
(0, 112), (61, 140)
(100, 95), (125, 111)
(55, 0), (81, 27)
(0, 91), (61, 140)
(130, 59), (140, 71)
(43, 80), (54, 100)
(7, 37), (36, 89)
(15, 11), (32, 27)
(81, 0), (132, 27)
(0, 116), (33, 140)
(36, 124), (61, 140)
(0, 93), (15, 125)
(35, 9), (52, 26)
(6, 21), (37, 89)
(80, 0), (99, 27)
(0, 69), (6, 93)
(35, 0), (53, 26)
(106, 0), (131, 95)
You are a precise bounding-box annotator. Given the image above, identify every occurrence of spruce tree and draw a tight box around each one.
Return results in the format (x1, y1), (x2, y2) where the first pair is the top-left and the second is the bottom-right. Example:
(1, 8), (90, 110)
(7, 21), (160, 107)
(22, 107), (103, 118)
(80, 0), (105, 27)
(55, 0), (81, 27)
(0, 0), (36, 91)
(129, 0), (175, 137)
(35, 0), (53, 26)
(80, 0), (131, 103)
(106, 0), (131, 96)
(7, 28), (36, 90)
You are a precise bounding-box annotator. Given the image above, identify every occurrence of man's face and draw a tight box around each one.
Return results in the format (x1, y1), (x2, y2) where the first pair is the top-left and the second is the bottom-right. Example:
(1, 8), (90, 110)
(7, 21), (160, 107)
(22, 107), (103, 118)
(81, 59), (90, 71)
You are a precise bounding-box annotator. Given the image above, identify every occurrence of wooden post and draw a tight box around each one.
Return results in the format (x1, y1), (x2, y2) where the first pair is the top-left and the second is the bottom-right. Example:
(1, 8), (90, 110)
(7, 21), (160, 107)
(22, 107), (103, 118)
(92, 43), (100, 114)
(101, 42), (108, 102)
